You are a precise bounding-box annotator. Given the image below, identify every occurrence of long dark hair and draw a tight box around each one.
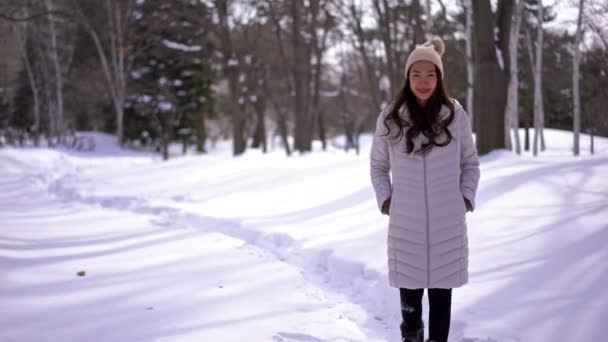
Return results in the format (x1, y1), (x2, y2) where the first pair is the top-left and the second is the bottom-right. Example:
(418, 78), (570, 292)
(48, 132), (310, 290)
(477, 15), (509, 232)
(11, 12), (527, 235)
(382, 66), (455, 154)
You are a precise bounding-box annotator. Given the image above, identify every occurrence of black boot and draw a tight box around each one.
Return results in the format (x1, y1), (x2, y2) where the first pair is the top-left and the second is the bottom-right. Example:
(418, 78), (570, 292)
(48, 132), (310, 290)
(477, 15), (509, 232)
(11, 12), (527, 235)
(400, 321), (424, 342)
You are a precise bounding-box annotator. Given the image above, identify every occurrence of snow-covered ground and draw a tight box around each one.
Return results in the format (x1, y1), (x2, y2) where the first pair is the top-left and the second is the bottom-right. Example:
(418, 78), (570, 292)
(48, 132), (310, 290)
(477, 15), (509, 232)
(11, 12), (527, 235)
(1, 129), (607, 342)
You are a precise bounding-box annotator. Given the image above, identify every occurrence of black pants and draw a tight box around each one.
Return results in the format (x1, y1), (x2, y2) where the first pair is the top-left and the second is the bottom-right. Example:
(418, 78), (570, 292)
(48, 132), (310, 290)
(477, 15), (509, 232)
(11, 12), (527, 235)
(399, 288), (452, 342)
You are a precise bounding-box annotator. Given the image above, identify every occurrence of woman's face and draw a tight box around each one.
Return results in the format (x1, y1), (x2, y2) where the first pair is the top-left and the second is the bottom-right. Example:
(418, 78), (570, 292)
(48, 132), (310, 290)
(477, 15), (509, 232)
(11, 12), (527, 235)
(408, 61), (438, 106)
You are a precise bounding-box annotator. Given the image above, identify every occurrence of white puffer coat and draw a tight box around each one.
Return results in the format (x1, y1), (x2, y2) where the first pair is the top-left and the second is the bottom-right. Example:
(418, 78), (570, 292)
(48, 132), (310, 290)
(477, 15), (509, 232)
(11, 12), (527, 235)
(370, 99), (480, 289)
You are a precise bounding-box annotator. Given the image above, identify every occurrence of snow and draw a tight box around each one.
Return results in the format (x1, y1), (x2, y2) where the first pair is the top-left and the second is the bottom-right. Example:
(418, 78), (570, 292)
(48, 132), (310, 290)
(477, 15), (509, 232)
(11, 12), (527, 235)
(158, 101), (173, 112)
(227, 58), (238, 66)
(379, 75), (390, 91)
(1, 129), (607, 342)
(162, 39), (202, 53)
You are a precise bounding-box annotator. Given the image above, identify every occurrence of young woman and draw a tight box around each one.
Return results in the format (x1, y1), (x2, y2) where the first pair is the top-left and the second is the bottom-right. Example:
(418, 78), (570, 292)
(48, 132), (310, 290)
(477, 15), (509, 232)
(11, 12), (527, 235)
(370, 37), (480, 342)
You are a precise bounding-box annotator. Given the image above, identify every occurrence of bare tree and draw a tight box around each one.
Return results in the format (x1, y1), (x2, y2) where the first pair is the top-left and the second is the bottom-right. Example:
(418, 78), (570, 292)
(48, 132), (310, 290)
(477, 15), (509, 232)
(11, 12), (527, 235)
(532, 0), (546, 156)
(340, 0), (381, 112)
(14, 19), (41, 146)
(371, 0), (424, 95)
(73, 0), (133, 145)
(472, 0), (513, 155)
(212, 0), (248, 156)
(573, 0), (585, 156)
(584, 0), (607, 49)
(289, 0), (306, 152)
(263, 0), (295, 156)
(45, 0), (65, 142)
(307, 0), (333, 151)
(505, 0), (526, 153)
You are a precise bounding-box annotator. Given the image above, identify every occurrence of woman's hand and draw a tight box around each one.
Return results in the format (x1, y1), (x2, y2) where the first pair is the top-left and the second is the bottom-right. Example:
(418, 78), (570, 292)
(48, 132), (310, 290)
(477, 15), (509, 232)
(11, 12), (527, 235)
(464, 197), (473, 212)
(381, 197), (391, 215)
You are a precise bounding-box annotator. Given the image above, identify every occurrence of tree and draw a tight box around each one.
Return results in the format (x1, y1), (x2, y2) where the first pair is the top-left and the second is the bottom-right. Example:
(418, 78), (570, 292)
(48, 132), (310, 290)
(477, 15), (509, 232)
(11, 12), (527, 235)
(505, 0), (526, 154)
(464, 0), (474, 127)
(13, 18), (41, 145)
(472, 0), (513, 155)
(211, 0), (249, 156)
(45, 0), (65, 142)
(129, 0), (213, 160)
(572, 0), (585, 156)
(71, 0), (134, 145)
(533, 0), (545, 155)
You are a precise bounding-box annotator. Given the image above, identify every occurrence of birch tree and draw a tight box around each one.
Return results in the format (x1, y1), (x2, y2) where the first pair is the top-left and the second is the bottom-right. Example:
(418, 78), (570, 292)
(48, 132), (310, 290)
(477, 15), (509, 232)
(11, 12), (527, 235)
(532, 0), (545, 156)
(572, 0), (585, 156)
(72, 0), (133, 145)
(14, 21), (41, 146)
(45, 0), (65, 142)
(504, 0), (526, 153)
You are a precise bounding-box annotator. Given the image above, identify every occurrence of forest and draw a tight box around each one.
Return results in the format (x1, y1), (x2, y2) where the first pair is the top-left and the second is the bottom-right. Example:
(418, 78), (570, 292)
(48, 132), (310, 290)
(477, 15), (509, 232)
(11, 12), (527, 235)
(0, 0), (606, 159)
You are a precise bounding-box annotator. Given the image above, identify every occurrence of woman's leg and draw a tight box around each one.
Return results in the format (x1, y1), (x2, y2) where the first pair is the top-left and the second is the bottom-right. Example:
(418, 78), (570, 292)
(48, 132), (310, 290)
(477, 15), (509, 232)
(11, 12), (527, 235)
(427, 288), (452, 342)
(399, 288), (424, 341)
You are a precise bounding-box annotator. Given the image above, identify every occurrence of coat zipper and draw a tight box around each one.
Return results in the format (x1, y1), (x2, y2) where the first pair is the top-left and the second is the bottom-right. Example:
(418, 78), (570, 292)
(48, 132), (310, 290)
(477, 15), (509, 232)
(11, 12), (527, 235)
(423, 153), (431, 287)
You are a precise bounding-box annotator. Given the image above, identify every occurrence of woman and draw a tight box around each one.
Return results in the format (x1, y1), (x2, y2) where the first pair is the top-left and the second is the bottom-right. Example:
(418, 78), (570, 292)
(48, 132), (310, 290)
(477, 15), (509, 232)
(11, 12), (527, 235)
(370, 37), (480, 342)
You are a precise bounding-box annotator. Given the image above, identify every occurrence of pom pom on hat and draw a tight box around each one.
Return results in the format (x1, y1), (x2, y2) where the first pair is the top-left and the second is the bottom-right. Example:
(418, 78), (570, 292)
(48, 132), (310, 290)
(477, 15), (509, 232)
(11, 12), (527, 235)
(404, 36), (445, 78)
(423, 36), (445, 56)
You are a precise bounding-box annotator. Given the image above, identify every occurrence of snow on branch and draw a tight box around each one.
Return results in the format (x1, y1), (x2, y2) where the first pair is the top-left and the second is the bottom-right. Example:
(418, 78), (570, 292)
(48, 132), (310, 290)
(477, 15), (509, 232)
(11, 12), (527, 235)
(162, 39), (202, 52)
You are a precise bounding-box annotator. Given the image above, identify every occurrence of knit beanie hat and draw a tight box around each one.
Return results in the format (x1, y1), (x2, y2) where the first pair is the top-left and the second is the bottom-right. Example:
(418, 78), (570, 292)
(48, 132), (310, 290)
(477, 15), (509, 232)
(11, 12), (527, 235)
(404, 37), (445, 79)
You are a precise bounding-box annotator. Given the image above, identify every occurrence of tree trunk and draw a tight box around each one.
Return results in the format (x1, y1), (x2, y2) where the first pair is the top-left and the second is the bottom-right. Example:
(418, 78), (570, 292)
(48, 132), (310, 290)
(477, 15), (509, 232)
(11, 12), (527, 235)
(108, 0), (128, 144)
(505, 0), (525, 153)
(215, 0), (246, 156)
(45, 0), (64, 143)
(472, 0), (508, 155)
(347, 1), (381, 125)
(573, 0), (585, 156)
(590, 128), (594, 155)
(196, 111), (207, 153)
(465, 0), (474, 128)
(411, 0), (426, 46)
(41, 55), (56, 146)
(496, 0), (514, 73)
(373, 0), (397, 95)
(277, 110), (291, 156)
(76, 0), (130, 146)
(425, 0), (433, 35)
(318, 107), (326, 151)
(291, 0), (311, 153)
(251, 98), (267, 153)
(15, 24), (41, 146)
(310, 3), (330, 152)
(532, 1), (544, 157)
(264, 87), (291, 156)
(524, 120), (530, 151)
(160, 124), (170, 161)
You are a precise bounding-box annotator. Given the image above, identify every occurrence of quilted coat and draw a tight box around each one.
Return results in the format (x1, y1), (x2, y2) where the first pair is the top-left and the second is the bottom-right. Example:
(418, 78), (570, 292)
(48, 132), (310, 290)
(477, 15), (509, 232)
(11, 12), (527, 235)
(370, 99), (480, 289)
